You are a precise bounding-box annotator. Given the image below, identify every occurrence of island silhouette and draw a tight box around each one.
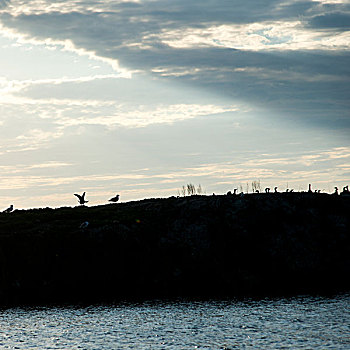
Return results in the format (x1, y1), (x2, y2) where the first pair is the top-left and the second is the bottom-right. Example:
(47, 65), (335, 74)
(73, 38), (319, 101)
(0, 190), (349, 305)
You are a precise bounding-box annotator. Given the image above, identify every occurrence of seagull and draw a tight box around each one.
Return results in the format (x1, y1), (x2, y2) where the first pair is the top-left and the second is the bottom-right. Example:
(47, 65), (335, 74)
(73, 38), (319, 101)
(74, 192), (88, 205)
(3, 205), (13, 213)
(341, 185), (350, 196)
(108, 194), (120, 203)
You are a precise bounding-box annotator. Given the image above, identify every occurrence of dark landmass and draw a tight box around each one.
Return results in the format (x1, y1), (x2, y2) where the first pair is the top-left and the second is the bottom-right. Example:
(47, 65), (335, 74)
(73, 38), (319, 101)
(0, 193), (349, 306)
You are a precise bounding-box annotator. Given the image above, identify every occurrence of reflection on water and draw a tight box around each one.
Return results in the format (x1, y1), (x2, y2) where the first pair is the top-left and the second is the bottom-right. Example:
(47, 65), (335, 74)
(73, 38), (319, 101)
(0, 294), (349, 349)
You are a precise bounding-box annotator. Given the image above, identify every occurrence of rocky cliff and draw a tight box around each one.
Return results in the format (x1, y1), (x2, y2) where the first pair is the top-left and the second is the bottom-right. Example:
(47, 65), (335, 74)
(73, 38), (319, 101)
(0, 193), (349, 305)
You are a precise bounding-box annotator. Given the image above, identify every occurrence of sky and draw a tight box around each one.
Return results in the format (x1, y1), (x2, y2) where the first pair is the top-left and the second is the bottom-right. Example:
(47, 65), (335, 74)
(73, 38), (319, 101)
(0, 0), (349, 209)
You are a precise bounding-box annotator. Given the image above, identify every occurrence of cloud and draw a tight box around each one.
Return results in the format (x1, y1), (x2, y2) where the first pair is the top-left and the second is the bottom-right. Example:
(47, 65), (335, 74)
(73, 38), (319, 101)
(1, 144), (348, 208)
(151, 21), (350, 50)
(308, 12), (350, 29)
(0, 0), (9, 9)
(1, 0), (348, 130)
(0, 0), (349, 208)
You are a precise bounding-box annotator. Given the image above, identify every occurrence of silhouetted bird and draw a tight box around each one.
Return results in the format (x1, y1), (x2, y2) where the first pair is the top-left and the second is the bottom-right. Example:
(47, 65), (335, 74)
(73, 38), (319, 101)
(233, 189), (238, 195)
(308, 184), (312, 193)
(265, 187), (270, 193)
(333, 187), (339, 195)
(341, 185), (349, 196)
(109, 194), (120, 203)
(274, 186), (278, 193)
(3, 205), (13, 213)
(74, 192), (88, 205)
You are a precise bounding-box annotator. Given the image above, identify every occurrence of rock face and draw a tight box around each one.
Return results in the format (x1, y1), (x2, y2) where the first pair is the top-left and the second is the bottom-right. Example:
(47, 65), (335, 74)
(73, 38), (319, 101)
(0, 193), (349, 305)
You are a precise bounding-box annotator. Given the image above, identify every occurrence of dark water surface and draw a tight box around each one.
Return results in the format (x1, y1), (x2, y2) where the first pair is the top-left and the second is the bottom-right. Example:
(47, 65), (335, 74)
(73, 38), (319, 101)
(0, 294), (349, 349)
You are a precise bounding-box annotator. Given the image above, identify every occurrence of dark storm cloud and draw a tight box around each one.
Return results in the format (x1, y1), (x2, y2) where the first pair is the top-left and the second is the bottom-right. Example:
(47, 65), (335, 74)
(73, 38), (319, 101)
(308, 12), (350, 29)
(0, 0), (349, 129)
(0, 0), (334, 41)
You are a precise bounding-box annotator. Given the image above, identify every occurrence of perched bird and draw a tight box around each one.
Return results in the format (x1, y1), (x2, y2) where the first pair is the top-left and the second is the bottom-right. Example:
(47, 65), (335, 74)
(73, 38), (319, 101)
(74, 192), (88, 205)
(265, 187), (270, 193)
(333, 187), (339, 195)
(3, 205), (13, 213)
(274, 186), (278, 193)
(341, 185), (350, 196)
(108, 194), (120, 203)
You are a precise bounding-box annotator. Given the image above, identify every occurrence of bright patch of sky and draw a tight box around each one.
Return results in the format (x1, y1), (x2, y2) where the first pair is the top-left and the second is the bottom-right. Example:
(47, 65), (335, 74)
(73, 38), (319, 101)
(0, 32), (116, 81)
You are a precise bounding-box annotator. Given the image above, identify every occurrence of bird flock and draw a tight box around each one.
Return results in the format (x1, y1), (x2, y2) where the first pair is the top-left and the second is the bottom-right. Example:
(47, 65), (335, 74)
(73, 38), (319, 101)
(73, 192), (120, 206)
(2, 193), (120, 213)
(227, 184), (349, 197)
(2, 184), (350, 213)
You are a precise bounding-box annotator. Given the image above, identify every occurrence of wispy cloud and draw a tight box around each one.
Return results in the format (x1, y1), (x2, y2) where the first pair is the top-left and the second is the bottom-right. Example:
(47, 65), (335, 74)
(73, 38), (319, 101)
(1, 146), (348, 205)
(152, 21), (350, 51)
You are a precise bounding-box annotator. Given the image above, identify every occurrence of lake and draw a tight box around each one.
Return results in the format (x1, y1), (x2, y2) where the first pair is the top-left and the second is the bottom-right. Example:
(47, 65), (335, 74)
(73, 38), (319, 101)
(0, 293), (349, 349)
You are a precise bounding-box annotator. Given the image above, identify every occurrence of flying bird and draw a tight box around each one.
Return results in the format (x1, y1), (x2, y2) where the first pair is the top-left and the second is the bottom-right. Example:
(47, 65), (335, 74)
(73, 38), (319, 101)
(109, 194), (120, 203)
(3, 205), (13, 213)
(74, 192), (88, 205)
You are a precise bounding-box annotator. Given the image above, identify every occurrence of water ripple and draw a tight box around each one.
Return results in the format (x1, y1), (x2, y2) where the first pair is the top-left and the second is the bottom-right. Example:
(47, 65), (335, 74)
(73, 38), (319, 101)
(0, 294), (349, 349)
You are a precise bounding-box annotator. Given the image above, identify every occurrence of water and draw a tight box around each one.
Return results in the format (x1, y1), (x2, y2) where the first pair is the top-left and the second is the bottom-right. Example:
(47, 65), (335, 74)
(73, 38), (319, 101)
(0, 294), (349, 349)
